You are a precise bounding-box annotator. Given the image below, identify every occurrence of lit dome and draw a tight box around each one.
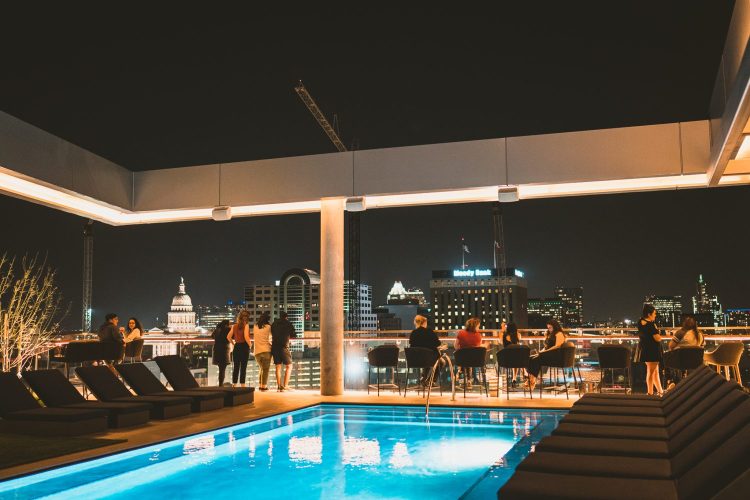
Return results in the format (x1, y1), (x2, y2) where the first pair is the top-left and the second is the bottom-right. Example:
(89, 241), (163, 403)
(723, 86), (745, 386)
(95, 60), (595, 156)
(171, 277), (193, 310)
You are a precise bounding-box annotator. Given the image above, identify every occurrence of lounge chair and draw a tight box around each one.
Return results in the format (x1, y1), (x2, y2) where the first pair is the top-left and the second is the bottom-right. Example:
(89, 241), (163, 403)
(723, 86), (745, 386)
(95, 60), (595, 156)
(23, 369), (151, 429)
(154, 355), (254, 406)
(0, 372), (108, 436)
(115, 363), (224, 412)
(75, 366), (191, 419)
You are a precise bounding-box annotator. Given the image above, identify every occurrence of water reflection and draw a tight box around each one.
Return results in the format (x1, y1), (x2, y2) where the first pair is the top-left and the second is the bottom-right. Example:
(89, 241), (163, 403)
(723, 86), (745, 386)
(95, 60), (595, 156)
(343, 437), (381, 466)
(288, 436), (322, 465)
(389, 442), (413, 469)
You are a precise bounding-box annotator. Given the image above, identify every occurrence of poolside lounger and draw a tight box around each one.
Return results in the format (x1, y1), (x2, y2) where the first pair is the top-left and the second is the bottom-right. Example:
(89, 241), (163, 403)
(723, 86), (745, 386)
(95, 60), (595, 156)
(23, 369), (151, 429)
(76, 366), (192, 419)
(115, 363), (225, 412)
(499, 403), (750, 499)
(553, 381), (743, 440)
(0, 372), (108, 436)
(154, 355), (254, 406)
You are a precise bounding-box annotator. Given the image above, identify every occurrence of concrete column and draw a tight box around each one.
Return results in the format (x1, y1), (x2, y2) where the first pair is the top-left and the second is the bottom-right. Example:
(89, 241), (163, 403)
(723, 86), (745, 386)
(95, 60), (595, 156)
(320, 198), (345, 395)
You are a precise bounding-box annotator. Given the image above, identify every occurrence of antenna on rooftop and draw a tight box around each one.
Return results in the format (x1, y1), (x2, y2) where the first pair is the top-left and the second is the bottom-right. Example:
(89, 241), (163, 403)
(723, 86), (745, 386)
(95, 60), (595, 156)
(82, 220), (94, 332)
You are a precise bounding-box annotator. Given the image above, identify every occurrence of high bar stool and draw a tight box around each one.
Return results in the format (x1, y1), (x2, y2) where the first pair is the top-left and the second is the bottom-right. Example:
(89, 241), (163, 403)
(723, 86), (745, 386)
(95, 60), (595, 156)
(403, 347), (440, 397)
(367, 345), (401, 396)
(597, 344), (632, 393)
(497, 345), (532, 399)
(454, 347), (489, 397)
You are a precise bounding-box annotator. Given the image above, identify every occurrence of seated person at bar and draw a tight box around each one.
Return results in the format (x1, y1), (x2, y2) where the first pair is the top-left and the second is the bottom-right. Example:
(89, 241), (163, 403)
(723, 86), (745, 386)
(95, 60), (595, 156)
(503, 322), (520, 347)
(668, 315), (704, 350)
(97, 312), (125, 364)
(454, 317), (483, 386)
(526, 319), (566, 391)
(123, 317), (144, 343)
(409, 315), (443, 384)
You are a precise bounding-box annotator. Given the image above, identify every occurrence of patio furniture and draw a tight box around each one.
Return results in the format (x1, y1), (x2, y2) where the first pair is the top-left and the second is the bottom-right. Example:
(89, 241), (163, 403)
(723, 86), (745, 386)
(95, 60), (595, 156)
(0, 372), (108, 436)
(596, 344), (632, 393)
(497, 345), (532, 399)
(50, 340), (124, 378)
(155, 355), (254, 406)
(116, 363), (225, 412)
(454, 347), (489, 397)
(663, 346), (705, 381)
(538, 343), (579, 399)
(75, 366), (192, 419)
(704, 342), (744, 385)
(402, 347), (440, 397)
(367, 345), (401, 396)
(123, 338), (145, 363)
(22, 369), (151, 428)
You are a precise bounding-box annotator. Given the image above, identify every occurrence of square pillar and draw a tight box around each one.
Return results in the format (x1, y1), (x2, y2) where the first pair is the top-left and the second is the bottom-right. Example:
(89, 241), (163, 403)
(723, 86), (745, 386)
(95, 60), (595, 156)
(320, 198), (345, 395)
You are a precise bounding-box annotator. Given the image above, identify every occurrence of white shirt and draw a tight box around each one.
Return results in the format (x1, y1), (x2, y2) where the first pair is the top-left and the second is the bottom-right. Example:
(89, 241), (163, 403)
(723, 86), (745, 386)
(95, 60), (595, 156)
(253, 324), (272, 355)
(124, 328), (142, 343)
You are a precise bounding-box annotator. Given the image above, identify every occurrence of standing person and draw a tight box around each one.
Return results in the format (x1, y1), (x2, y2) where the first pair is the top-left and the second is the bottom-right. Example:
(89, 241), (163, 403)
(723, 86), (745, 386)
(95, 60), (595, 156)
(227, 310), (252, 387)
(638, 304), (664, 396)
(253, 312), (273, 392)
(123, 318), (143, 343)
(271, 311), (297, 391)
(211, 320), (231, 386)
(97, 313), (125, 364)
(409, 315), (443, 384)
(526, 320), (566, 391)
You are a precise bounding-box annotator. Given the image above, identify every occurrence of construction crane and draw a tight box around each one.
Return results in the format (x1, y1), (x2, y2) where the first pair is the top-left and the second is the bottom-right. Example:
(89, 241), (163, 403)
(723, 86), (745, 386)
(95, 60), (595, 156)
(294, 81), (348, 152)
(82, 219), (94, 332)
(293, 81), (361, 332)
(492, 203), (511, 323)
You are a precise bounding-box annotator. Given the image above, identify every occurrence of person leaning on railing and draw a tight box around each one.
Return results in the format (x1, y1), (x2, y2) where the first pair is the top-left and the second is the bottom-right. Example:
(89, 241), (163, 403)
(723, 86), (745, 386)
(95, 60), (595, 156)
(211, 320), (231, 386)
(526, 319), (566, 391)
(227, 309), (252, 387)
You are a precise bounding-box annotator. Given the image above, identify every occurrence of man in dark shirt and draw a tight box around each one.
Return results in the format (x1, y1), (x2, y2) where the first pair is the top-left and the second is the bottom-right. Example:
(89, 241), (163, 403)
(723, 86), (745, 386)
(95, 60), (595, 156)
(271, 311), (297, 391)
(98, 313), (124, 363)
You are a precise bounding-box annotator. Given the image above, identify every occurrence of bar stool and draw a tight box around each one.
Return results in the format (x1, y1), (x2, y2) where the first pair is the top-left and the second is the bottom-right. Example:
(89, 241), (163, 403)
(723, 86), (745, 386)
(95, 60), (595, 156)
(497, 345), (532, 399)
(597, 344), (632, 393)
(704, 342), (744, 385)
(539, 343), (578, 399)
(124, 339), (145, 363)
(367, 345), (401, 396)
(403, 347), (440, 397)
(454, 347), (489, 397)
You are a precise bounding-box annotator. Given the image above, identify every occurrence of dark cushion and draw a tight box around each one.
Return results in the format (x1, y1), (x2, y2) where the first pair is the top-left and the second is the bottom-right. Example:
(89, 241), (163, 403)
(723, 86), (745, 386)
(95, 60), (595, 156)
(0, 372), (43, 414)
(517, 450), (673, 479)
(553, 422), (670, 440)
(536, 435), (670, 458)
(561, 412), (666, 427)
(3, 407), (107, 422)
(151, 390), (224, 401)
(570, 403), (666, 417)
(111, 395), (192, 407)
(63, 401), (152, 415)
(115, 363), (170, 395)
(154, 355), (200, 390)
(75, 366), (134, 400)
(23, 369), (86, 406)
(189, 386), (255, 395)
(498, 470), (678, 500)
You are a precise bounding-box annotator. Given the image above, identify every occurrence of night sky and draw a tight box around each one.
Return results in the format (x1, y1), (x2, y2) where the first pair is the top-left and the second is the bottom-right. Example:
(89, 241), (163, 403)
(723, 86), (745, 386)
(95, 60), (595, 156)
(0, 3), (746, 329)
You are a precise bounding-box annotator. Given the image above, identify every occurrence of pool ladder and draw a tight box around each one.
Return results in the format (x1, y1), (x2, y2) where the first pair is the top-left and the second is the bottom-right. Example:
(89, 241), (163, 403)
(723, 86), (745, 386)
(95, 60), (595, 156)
(425, 352), (456, 415)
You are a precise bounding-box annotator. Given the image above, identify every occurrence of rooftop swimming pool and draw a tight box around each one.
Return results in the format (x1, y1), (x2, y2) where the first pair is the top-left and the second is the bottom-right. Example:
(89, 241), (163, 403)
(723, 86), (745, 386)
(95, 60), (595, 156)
(0, 404), (564, 499)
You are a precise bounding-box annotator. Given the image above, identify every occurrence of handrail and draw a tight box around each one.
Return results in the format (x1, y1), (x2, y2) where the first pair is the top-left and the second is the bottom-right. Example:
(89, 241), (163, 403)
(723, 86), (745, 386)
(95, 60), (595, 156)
(425, 352), (456, 415)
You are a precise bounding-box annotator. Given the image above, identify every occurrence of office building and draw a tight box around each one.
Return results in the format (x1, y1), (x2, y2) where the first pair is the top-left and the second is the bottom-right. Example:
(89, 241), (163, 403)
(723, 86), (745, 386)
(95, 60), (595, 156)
(196, 301), (244, 330)
(430, 267), (528, 329)
(373, 306), (402, 331)
(344, 282), (378, 332)
(644, 295), (683, 327)
(692, 274), (724, 327)
(527, 297), (564, 329)
(726, 308), (750, 327)
(167, 278), (197, 333)
(386, 281), (428, 306)
(553, 286), (584, 327)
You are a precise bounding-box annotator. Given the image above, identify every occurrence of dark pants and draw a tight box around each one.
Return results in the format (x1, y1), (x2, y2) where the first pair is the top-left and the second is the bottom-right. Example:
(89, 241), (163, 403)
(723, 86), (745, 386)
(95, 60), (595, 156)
(528, 350), (555, 378)
(232, 343), (249, 384)
(217, 362), (228, 386)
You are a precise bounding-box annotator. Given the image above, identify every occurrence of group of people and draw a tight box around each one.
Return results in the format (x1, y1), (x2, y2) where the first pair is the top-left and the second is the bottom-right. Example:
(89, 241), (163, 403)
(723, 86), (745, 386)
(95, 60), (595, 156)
(97, 313), (144, 354)
(211, 310), (297, 391)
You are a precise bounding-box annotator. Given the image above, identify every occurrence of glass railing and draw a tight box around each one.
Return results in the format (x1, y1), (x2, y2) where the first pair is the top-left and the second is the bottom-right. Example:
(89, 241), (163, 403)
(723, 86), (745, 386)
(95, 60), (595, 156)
(48, 328), (750, 392)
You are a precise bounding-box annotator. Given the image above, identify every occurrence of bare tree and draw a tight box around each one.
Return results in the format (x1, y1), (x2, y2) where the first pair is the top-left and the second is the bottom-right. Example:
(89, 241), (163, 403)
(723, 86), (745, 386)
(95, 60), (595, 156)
(0, 254), (67, 372)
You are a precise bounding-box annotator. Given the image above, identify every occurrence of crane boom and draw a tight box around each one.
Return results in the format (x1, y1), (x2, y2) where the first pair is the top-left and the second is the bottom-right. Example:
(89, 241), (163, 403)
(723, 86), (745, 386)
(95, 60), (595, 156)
(294, 81), (348, 152)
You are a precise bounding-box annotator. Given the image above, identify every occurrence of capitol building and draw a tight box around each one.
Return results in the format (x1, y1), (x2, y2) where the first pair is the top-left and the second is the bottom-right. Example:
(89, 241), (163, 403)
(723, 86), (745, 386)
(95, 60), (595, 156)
(167, 277), (197, 332)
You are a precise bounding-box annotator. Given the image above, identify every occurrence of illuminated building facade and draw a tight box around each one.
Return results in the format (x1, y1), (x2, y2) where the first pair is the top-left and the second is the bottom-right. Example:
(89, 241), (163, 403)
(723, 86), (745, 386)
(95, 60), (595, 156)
(553, 286), (584, 327)
(692, 274), (724, 327)
(644, 295), (683, 327)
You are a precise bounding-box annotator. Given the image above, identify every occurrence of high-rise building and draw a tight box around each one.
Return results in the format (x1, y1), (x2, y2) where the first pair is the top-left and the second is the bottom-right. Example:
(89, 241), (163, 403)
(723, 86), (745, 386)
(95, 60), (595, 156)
(386, 281), (428, 306)
(430, 267), (527, 329)
(553, 286), (584, 327)
(244, 268), (377, 337)
(644, 295), (683, 327)
(167, 278), (197, 333)
(527, 297), (564, 328)
(344, 282), (378, 332)
(373, 306), (402, 331)
(196, 301), (244, 330)
(726, 308), (750, 327)
(692, 274), (724, 327)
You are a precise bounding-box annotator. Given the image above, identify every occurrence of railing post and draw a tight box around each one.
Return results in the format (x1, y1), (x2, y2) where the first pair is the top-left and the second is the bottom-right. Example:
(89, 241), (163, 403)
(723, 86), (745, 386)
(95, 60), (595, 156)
(320, 198), (345, 396)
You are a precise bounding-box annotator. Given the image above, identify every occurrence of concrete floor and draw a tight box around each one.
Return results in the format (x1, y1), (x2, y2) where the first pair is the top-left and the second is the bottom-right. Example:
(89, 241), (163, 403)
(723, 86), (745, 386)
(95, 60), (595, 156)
(0, 388), (575, 481)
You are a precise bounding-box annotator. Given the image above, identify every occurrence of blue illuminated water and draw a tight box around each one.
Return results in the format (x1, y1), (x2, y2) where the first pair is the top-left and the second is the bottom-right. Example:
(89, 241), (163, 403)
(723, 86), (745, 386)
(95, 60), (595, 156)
(0, 405), (564, 499)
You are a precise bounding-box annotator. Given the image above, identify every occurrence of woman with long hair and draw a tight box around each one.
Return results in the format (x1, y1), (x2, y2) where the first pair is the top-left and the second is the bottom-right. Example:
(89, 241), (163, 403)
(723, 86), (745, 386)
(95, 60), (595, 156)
(123, 317), (143, 343)
(253, 311), (273, 392)
(526, 319), (566, 391)
(227, 309), (252, 386)
(211, 320), (231, 386)
(638, 304), (663, 395)
(668, 315), (704, 350)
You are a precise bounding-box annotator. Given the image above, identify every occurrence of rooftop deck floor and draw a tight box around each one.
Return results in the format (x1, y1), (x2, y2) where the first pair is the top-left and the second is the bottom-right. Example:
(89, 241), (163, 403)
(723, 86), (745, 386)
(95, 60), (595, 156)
(0, 388), (576, 480)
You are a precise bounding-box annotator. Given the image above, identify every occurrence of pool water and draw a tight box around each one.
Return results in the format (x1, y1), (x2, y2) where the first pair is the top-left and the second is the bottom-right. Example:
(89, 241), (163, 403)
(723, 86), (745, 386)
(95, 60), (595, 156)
(0, 405), (564, 499)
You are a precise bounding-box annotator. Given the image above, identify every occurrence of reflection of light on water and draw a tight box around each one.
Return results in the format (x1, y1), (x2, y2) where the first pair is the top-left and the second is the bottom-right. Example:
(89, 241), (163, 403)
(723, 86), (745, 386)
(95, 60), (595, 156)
(389, 442), (413, 469)
(343, 437), (381, 466)
(404, 438), (514, 474)
(289, 436), (322, 464)
(248, 435), (256, 460)
(183, 436), (215, 454)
